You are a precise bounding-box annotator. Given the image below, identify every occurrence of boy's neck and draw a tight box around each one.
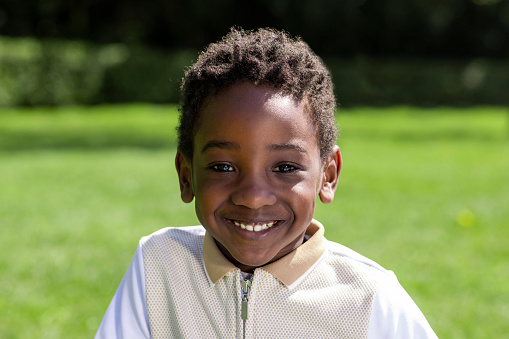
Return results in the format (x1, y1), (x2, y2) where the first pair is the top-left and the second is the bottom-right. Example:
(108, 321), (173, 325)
(214, 233), (311, 273)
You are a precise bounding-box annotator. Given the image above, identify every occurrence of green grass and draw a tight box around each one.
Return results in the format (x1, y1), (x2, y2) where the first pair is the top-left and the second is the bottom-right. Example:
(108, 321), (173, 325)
(0, 105), (178, 150)
(0, 105), (508, 338)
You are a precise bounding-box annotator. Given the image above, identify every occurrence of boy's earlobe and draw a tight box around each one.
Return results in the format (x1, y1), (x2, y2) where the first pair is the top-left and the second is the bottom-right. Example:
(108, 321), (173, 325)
(175, 151), (195, 203)
(319, 146), (342, 204)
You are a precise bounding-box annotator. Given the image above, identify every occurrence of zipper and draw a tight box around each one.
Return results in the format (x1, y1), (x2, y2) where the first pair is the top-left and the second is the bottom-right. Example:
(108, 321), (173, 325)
(240, 276), (253, 339)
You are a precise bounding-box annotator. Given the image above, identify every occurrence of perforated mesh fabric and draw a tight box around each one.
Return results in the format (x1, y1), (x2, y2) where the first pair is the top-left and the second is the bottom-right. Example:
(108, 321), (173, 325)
(142, 226), (385, 338)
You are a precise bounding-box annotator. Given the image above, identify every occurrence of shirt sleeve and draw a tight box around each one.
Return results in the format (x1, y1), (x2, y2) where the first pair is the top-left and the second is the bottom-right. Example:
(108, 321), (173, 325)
(95, 242), (151, 339)
(367, 272), (438, 339)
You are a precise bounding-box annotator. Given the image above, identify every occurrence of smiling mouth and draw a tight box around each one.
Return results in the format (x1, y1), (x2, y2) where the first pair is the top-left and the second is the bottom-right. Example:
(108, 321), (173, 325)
(228, 219), (280, 232)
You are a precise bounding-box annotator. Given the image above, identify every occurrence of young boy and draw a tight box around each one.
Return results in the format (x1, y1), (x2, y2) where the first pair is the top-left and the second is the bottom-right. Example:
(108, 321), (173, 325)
(96, 28), (437, 338)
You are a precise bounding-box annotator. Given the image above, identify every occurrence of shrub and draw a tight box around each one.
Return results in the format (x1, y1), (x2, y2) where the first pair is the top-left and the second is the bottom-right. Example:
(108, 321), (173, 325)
(327, 57), (509, 106)
(0, 37), (129, 106)
(1, 36), (508, 107)
(0, 36), (195, 106)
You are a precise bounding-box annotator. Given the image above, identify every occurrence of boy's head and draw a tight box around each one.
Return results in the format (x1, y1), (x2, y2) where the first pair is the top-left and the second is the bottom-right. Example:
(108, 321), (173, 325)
(178, 27), (337, 162)
(175, 28), (342, 272)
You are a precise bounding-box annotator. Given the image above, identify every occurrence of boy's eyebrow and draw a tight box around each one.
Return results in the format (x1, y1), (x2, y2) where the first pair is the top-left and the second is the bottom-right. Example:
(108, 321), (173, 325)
(268, 143), (308, 154)
(201, 141), (308, 154)
(201, 141), (241, 153)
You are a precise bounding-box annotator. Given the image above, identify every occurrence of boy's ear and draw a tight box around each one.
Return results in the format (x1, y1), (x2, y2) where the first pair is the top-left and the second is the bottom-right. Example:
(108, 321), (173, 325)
(175, 151), (194, 203)
(319, 145), (342, 204)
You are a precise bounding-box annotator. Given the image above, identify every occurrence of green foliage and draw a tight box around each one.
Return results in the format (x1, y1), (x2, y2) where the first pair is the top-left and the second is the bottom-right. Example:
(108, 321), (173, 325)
(1, 36), (509, 107)
(327, 58), (509, 106)
(0, 105), (508, 338)
(0, 37), (196, 106)
(0, 37), (126, 106)
(97, 46), (196, 104)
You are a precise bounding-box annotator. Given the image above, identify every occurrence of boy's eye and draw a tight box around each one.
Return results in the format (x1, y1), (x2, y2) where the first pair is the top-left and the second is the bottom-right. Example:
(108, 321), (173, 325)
(210, 164), (235, 172)
(273, 164), (298, 173)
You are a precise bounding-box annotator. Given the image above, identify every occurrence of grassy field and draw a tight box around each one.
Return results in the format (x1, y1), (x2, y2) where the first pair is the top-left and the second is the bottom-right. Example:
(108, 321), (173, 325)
(0, 105), (508, 338)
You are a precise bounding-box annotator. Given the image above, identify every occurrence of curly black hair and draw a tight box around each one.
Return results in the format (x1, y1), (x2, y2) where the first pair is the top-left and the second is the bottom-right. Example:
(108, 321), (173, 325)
(178, 27), (338, 161)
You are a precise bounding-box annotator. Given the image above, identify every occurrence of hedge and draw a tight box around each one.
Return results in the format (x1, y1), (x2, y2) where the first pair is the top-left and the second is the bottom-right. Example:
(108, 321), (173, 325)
(328, 57), (509, 106)
(0, 36), (196, 106)
(1, 36), (508, 107)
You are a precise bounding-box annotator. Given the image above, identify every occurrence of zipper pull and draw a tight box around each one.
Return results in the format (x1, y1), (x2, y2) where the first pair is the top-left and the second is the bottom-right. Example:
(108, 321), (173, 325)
(241, 279), (252, 320)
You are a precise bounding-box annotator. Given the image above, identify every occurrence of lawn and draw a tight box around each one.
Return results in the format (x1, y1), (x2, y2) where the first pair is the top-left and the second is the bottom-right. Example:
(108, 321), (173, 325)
(0, 105), (508, 338)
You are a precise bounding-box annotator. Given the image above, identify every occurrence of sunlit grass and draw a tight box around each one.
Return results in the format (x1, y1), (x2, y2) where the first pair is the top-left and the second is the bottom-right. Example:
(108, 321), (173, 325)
(0, 105), (507, 338)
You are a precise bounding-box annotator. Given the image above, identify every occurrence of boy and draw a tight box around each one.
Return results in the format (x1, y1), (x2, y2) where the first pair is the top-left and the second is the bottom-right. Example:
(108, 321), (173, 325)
(96, 28), (437, 338)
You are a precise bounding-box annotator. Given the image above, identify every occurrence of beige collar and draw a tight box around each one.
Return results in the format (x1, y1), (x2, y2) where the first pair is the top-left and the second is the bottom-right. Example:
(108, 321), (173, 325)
(203, 219), (326, 286)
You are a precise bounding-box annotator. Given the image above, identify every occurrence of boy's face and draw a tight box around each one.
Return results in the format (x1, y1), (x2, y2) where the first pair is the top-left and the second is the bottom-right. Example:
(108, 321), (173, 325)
(176, 82), (341, 272)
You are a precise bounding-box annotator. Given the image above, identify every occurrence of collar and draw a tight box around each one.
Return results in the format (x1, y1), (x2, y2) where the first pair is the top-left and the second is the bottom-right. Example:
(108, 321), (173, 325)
(203, 219), (327, 287)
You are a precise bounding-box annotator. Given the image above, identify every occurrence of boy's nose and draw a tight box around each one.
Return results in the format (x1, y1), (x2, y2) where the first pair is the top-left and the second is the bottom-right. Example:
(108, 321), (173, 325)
(231, 175), (277, 209)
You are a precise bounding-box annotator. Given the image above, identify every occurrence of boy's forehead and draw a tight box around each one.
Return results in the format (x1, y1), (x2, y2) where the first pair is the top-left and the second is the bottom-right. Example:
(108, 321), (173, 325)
(192, 83), (321, 159)
(199, 83), (312, 126)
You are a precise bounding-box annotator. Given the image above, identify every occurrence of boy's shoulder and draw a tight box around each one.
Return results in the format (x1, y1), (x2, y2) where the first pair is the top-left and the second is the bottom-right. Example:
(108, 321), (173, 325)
(325, 240), (388, 273)
(320, 239), (397, 288)
(141, 225), (206, 240)
(140, 226), (206, 254)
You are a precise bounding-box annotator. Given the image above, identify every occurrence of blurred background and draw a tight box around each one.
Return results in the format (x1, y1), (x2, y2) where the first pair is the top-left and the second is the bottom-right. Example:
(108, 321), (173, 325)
(0, 1), (508, 338)
(0, 0), (508, 106)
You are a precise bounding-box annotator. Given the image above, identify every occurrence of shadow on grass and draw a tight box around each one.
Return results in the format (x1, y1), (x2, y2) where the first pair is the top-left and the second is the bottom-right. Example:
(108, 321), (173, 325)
(2, 130), (505, 152)
(343, 130), (507, 143)
(0, 131), (177, 151)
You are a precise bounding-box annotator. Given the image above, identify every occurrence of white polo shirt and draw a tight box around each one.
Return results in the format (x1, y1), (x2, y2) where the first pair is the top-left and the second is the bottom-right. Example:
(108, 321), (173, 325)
(96, 220), (438, 338)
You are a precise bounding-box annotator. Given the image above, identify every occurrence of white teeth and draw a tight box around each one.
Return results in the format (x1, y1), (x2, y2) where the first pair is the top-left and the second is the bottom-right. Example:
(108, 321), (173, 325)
(231, 220), (277, 232)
